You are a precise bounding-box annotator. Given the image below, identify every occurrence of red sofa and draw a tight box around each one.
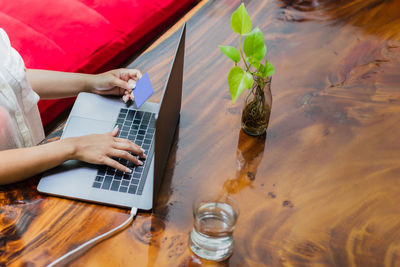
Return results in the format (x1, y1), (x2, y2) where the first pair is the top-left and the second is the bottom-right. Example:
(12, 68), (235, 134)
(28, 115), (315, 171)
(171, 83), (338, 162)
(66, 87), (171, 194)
(0, 0), (196, 127)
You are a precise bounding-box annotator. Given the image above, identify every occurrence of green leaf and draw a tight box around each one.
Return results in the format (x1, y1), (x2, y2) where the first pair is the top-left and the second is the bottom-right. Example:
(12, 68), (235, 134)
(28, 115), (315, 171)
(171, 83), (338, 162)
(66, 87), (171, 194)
(263, 60), (275, 77)
(247, 57), (260, 69)
(230, 3), (252, 35)
(243, 27), (266, 61)
(219, 45), (241, 63)
(228, 66), (254, 103)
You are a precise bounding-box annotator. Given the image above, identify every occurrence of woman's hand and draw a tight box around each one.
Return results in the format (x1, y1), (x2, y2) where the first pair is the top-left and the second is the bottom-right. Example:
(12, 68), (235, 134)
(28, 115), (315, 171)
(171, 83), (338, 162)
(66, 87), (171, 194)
(67, 126), (146, 173)
(91, 68), (142, 101)
(27, 68), (142, 100)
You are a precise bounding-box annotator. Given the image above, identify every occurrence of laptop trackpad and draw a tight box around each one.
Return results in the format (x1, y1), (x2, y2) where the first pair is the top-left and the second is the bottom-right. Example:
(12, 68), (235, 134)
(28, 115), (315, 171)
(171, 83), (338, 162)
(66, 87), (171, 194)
(62, 116), (115, 139)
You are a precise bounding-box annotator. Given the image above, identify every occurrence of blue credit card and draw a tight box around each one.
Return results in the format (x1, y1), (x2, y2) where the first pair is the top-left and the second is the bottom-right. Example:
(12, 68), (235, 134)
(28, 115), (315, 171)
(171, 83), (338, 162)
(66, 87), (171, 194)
(133, 72), (154, 108)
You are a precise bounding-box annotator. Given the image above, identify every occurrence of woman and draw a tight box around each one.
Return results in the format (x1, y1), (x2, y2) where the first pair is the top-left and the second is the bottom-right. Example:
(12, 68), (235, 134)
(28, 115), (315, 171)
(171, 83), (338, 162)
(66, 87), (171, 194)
(0, 28), (145, 185)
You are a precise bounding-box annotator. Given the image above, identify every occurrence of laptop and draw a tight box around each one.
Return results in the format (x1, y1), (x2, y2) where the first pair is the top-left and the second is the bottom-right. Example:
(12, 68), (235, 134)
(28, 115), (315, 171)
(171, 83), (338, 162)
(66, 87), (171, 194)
(37, 24), (186, 210)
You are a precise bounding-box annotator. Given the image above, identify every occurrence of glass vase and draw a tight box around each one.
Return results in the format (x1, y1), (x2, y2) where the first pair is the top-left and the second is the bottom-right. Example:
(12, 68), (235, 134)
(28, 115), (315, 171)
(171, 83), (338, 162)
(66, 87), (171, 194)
(241, 76), (272, 136)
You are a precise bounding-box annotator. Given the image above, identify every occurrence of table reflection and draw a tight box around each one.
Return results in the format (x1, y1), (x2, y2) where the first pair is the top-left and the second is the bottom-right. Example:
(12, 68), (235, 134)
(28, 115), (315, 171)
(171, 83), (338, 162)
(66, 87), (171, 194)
(223, 130), (267, 195)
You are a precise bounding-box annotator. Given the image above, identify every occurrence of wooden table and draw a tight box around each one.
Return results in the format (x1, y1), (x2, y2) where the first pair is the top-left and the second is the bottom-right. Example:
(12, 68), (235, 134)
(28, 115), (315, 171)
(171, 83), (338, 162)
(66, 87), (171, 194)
(2, 0), (400, 266)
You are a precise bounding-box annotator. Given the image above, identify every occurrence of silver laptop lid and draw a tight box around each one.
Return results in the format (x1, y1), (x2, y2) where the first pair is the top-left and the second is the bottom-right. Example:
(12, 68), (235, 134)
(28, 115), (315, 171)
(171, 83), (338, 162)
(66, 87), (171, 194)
(153, 24), (186, 204)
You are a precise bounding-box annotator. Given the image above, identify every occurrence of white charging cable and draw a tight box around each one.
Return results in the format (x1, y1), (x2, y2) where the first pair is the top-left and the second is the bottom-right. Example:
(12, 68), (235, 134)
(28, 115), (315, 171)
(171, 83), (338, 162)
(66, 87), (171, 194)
(47, 207), (138, 267)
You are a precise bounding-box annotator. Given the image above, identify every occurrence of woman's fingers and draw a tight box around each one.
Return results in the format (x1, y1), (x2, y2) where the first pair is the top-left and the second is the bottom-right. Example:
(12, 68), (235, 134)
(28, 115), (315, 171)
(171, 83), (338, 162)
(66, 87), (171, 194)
(112, 77), (131, 91)
(113, 138), (146, 158)
(108, 69), (142, 100)
(122, 94), (131, 103)
(102, 157), (132, 173)
(109, 126), (119, 136)
(91, 69), (142, 97)
(128, 79), (136, 89)
(119, 68), (142, 81)
(109, 149), (143, 166)
(103, 125), (148, 171)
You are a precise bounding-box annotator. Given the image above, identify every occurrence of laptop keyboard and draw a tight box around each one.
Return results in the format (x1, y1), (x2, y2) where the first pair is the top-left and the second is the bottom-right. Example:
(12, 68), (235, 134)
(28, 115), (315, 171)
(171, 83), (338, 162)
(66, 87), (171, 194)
(92, 108), (155, 195)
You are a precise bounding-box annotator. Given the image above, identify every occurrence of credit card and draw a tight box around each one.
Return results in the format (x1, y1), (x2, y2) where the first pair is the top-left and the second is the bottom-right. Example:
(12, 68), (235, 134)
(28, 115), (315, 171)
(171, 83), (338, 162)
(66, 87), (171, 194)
(133, 72), (154, 108)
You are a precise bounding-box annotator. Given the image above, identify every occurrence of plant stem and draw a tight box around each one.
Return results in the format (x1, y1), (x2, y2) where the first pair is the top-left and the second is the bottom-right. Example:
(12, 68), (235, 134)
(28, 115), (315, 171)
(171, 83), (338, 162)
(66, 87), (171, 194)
(239, 35), (250, 71)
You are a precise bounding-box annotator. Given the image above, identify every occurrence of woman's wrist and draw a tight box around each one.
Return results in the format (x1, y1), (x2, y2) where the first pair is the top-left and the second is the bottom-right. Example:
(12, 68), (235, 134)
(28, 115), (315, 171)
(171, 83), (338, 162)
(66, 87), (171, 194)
(82, 74), (97, 93)
(57, 138), (79, 161)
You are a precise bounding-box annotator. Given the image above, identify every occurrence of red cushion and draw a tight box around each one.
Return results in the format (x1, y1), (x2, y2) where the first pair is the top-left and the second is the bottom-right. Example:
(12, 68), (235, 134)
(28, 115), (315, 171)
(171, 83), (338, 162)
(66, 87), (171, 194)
(0, 0), (196, 126)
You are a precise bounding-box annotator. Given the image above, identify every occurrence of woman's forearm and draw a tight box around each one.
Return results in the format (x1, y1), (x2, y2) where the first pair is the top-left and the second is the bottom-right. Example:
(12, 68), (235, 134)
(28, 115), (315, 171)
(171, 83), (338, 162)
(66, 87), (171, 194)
(26, 69), (94, 99)
(0, 139), (75, 185)
(26, 68), (141, 100)
(0, 128), (147, 185)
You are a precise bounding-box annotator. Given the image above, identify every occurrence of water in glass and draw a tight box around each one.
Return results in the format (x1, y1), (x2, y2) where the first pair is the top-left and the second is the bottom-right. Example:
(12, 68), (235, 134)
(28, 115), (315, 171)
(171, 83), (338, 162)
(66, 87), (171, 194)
(189, 201), (238, 261)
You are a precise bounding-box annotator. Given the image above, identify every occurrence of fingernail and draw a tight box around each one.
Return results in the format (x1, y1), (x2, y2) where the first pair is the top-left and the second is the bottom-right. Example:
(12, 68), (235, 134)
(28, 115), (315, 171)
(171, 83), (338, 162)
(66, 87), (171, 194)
(138, 160), (143, 166)
(128, 79), (136, 89)
(126, 168), (132, 173)
(122, 94), (130, 103)
(141, 148), (145, 153)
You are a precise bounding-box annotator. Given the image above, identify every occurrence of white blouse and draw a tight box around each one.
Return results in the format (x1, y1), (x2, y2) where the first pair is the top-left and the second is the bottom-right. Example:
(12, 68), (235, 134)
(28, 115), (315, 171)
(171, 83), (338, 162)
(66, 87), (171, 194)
(0, 28), (44, 150)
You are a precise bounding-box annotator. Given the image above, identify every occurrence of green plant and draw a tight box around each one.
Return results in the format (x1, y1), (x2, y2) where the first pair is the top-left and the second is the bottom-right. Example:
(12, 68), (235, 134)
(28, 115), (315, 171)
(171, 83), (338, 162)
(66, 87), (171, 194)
(219, 3), (275, 103)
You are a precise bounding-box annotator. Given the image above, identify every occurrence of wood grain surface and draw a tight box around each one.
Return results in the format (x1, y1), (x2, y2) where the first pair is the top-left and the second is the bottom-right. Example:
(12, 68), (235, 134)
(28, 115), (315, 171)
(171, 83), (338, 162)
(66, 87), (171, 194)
(1, 0), (400, 266)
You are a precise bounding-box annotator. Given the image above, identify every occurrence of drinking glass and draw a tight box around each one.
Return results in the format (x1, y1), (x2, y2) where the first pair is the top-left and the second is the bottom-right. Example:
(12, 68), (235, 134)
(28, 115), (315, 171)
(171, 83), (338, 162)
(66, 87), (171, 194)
(189, 194), (239, 261)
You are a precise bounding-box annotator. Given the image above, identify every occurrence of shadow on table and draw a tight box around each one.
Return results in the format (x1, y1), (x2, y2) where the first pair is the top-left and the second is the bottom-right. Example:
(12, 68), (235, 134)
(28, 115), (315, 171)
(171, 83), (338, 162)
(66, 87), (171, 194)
(223, 129), (267, 195)
(137, 127), (180, 267)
